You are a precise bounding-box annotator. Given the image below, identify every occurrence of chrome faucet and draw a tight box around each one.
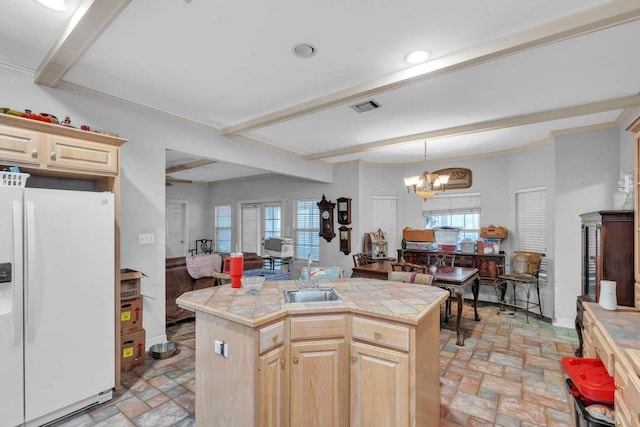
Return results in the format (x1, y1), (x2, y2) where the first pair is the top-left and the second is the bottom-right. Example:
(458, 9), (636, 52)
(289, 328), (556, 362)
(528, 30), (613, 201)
(298, 253), (318, 289)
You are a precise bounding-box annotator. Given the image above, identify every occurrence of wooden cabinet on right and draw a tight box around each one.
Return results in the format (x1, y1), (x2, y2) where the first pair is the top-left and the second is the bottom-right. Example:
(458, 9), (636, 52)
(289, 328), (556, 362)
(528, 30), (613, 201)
(582, 302), (640, 427)
(627, 116), (640, 309)
(579, 211), (635, 306)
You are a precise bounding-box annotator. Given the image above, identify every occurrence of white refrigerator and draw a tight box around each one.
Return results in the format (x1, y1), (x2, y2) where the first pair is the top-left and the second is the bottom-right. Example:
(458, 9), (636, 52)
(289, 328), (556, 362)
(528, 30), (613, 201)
(0, 187), (115, 427)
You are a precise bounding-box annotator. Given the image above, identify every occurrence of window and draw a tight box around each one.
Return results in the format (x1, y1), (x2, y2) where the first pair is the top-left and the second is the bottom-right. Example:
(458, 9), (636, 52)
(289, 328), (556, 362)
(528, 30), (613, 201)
(295, 199), (320, 261)
(264, 204), (281, 239)
(516, 187), (547, 278)
(214, 205), (232, 252)
(423, 193), (481, 243)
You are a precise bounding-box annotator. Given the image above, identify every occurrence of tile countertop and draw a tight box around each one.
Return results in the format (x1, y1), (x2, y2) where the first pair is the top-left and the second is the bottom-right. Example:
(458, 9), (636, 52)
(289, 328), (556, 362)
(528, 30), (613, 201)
(176, 278), (450, 328)
(584, 302), (640, 351)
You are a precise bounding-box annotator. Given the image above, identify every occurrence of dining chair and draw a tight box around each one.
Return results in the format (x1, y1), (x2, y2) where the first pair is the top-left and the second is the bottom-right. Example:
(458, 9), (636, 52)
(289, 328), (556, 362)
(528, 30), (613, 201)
(194, 239), (213, 254)
(497, 251), (544, 322)
(352, 252), (376, 267)
(429, 252), (456, 267)
(390, 262), (426, 273)
(388, 271), (433, 285)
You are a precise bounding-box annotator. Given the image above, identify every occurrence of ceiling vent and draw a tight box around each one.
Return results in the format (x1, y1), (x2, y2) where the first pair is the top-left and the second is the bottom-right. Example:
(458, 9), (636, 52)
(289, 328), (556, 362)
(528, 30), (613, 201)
(349, 99), (381, 113)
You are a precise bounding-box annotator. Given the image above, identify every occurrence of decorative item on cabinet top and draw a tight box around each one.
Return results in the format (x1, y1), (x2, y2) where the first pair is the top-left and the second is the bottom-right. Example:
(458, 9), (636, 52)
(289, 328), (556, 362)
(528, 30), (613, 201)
(1, 109), (119, 137)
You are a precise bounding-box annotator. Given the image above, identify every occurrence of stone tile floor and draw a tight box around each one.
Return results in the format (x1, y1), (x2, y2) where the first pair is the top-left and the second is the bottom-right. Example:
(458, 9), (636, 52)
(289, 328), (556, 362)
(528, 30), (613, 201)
(52, 302), (579, 426)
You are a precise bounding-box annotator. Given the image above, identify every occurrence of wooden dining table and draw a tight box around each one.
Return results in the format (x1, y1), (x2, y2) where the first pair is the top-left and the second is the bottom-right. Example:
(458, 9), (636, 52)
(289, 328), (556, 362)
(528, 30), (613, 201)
(352, 260), (480, 346)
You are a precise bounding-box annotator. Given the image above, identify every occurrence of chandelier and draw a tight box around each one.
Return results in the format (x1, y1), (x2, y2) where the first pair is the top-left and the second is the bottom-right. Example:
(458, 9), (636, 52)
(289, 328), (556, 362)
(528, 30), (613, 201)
(403, 141), (449, 199)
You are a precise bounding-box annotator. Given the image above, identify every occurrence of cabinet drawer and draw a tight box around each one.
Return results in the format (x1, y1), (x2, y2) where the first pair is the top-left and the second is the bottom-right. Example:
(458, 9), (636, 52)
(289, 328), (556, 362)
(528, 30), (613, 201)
(46, 135), (118, 174)
(583, 334), (593, 358)
(614, 360), (640, 427)
(582, 308), (593, 337)
(290, 314), (346, 340)
(352, 316), (409, 352)
(0, 125), (43, 166)
(592, 325), (615, 376)
(615, 393), (633, 427)
(258, 320), (285, 354)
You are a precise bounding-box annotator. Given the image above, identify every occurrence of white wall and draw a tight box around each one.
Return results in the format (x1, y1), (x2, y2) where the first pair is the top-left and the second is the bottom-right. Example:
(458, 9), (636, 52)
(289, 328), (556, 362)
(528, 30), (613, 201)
(166, 181), (210, 254)
(553, 128), (620, 327)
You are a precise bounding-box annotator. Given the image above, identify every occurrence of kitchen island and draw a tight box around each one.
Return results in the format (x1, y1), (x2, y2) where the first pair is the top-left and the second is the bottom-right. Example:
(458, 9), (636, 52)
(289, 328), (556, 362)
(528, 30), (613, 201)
(177, 277), (449, 427)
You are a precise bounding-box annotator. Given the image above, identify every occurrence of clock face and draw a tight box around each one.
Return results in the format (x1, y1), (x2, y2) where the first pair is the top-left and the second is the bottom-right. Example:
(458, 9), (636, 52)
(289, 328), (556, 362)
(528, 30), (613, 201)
(338, 201), (347, 211)
(322, 210), (330, 219)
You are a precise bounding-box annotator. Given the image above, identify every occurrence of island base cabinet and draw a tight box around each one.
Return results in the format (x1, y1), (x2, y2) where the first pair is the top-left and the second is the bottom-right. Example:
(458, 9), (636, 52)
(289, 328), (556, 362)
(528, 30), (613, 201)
(195, 312), (257, 427)
(290, 339), (347, 427)
(259, 346), (288, 427)
(350, 341), (409, 427)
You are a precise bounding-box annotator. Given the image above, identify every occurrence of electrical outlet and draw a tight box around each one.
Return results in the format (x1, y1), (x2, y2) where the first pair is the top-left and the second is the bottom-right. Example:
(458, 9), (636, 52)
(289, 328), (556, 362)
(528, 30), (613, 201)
(138, 233), (155, 245)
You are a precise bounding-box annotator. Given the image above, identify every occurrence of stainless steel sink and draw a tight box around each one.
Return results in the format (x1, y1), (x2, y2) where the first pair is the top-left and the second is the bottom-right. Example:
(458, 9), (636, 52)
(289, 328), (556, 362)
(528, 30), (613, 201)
(283, 288), (343, 303)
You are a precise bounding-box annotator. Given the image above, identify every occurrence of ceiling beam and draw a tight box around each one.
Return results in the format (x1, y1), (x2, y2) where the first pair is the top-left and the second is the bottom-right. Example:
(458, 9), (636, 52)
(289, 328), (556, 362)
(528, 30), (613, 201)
(166, 159), (217, 174)
(34, 0), (131, 87)
(303, 94), (640, 161)
(220, 0), (640, 137)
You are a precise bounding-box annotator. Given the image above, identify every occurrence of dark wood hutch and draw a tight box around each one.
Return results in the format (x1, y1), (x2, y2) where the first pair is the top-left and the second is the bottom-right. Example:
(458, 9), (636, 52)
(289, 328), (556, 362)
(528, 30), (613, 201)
(575, 210), (634, 356)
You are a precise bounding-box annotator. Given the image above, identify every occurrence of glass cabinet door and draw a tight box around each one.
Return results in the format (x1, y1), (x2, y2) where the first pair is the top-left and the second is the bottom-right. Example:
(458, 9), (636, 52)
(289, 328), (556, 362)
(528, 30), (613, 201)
(582, 222), (597, 301)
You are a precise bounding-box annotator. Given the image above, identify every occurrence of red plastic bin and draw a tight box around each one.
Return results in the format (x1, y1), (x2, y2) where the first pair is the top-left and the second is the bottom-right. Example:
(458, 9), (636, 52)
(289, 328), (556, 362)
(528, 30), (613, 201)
(561, 357), (615, 404)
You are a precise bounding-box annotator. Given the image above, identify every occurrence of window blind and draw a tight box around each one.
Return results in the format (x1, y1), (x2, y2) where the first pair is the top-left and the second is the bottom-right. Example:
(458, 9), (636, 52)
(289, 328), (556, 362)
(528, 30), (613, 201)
(241, 204), (259, 253)
(215, 205), (232, 252)
(516, 187), (547, 275)
(423, 193), (481, 215)
(295, 200), (319, 261)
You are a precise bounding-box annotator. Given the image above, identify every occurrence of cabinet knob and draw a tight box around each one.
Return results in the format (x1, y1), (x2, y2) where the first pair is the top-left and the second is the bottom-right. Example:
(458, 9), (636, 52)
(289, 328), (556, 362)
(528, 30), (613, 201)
(31, 149), (38, 158)
(280, 359), (285, 368)
(351, 355), (357, 362)
(615, 383), (625, 391)
(374, 332), (382, 341)
(293, 356), (299, 364)
(50, 152), (57, 161)
(272, 334), (279, 343)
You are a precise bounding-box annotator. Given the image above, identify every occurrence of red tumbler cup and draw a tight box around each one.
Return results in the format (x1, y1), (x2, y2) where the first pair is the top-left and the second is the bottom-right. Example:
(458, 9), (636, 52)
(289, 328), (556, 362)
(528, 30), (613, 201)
(223, 253), (244, 288)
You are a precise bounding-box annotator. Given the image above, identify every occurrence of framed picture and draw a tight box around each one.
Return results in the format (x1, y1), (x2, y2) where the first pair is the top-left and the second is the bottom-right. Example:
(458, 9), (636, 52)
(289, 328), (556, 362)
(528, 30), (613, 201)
(433, 167), (472, 190)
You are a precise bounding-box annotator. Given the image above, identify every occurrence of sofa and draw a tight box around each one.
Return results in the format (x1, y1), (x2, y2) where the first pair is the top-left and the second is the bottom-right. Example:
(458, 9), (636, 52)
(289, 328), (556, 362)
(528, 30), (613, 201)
(165, 252), (264, 324)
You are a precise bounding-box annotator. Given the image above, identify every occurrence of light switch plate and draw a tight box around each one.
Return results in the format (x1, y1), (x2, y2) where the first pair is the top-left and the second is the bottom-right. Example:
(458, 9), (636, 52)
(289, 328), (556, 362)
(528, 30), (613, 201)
(139, 233), (155, 245)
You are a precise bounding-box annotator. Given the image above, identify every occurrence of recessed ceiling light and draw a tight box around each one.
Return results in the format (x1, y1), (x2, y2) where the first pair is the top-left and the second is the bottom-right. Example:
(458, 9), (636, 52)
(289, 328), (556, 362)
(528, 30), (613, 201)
(292, 43), (317, 59)
(405, 49), (431, 65)
(34, 0), (68, 11)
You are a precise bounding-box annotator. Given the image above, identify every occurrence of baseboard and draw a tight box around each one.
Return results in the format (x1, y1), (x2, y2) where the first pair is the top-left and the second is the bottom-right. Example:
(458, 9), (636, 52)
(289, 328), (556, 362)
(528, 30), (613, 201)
(146, 333), (168, 351)
(553, 316), (575, 329)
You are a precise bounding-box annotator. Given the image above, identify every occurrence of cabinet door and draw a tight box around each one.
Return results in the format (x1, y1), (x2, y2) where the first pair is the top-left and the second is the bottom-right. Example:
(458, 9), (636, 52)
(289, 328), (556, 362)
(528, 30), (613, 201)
(350, 341), (409, 427)
(290, 339), (346, 427)
(259, 345), (288, 427)
(0, 124), (43, 166)
(46, 134), (118, 174)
